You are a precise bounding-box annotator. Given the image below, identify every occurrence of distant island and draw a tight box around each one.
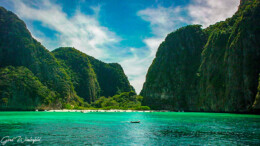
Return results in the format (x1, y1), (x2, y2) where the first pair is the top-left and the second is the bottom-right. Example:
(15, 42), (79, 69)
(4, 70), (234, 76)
(0, 0), (260, 114)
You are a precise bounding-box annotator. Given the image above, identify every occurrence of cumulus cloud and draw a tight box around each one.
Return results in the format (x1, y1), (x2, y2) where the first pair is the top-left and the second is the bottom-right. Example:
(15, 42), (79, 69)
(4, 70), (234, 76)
(137, 6), (187, 37)
(13, 0), (119, 59)
(137, 6), (187, 56)
(187, 0), (240, 27)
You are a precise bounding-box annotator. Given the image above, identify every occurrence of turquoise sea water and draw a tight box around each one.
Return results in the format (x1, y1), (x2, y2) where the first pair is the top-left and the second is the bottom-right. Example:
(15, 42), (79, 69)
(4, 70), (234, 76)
(0, 112), (260, 145)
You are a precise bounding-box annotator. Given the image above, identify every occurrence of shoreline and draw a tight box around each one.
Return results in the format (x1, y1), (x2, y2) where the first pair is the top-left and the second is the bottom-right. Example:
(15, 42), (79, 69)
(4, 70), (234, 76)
(45, 109), (171, 113)
(36, 110), (260, 115)
(0, 109), (259, 115)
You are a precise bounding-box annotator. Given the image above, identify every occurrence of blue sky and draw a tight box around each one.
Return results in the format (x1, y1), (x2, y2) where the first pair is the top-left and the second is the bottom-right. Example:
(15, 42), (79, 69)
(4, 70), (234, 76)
(0, 0), (240, 93)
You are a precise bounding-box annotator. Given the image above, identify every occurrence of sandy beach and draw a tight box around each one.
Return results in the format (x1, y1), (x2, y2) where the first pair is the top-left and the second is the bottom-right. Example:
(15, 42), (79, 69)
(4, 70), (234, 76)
(45, 109), (171, 113)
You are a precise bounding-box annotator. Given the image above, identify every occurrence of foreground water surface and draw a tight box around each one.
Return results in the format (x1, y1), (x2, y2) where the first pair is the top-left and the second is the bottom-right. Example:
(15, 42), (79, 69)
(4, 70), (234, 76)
(0, 112), (259, 145)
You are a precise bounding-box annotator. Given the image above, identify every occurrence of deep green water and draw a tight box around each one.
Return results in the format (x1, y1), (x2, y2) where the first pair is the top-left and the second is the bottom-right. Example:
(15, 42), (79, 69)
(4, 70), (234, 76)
(0, 112), (260, 145)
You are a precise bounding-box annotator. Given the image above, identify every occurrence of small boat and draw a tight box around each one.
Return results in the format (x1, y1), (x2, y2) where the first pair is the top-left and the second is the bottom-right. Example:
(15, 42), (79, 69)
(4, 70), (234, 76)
(130, 121), (140, 123)
(81, 111), (88, 113)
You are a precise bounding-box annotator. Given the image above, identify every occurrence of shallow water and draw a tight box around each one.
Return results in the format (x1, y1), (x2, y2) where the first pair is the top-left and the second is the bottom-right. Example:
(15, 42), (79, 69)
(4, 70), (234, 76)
(0, 112), (259, 145)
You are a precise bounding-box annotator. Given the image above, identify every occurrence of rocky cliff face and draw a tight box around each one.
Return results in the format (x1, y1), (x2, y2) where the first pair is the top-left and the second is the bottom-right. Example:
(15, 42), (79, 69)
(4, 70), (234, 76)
(52, 47), (100, 103)
(87, 56), (135, 97)
(141, 25), (207, 110)
(199, 0), (260, 112)
(141, 0), (260, 113)
(53, 47), (134, 102)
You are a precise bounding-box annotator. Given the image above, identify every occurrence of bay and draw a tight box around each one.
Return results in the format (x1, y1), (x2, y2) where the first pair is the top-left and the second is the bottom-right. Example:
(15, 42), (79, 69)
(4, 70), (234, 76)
(0, 112), (259, 145)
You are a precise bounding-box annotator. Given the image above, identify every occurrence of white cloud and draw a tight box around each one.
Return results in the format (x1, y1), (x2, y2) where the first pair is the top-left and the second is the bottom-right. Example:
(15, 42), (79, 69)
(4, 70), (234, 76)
(187, 0), (240, 27)
(119, 47), (151, 93)
(119, 38), (165, 93)
(137, 6), (187, 37)
(122, 6), (187, 93)
(13, 0), (119, 59)
(137, 6), (187, 57)
(143, 38), (164, 57)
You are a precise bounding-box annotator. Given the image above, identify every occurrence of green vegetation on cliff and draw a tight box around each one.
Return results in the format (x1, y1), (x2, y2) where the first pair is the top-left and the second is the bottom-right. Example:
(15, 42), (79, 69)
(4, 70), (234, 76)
(141, 25), (207, 110)
(0, 7), (135, 110)
(0, 6), (81, 109)
(52, 47), (100, 103)
(0, 66), (52, 110)
(199, 0), (260, 112)
(141, 0), (260, 113)
(87, 55), (135, 97)
(53, 47), (135, 100)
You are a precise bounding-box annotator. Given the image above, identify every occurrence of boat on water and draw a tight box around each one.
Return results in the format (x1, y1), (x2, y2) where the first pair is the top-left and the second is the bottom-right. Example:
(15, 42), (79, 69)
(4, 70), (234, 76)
(130, 121), (140, 123)
(81, 111), (88, 113)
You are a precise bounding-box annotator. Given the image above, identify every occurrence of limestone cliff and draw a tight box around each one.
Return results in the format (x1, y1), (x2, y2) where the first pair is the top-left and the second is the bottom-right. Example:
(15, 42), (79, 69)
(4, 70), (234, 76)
(53, 47), (135, 102)
(141, 25), (207, 110)
(141, 0), (260, 113)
